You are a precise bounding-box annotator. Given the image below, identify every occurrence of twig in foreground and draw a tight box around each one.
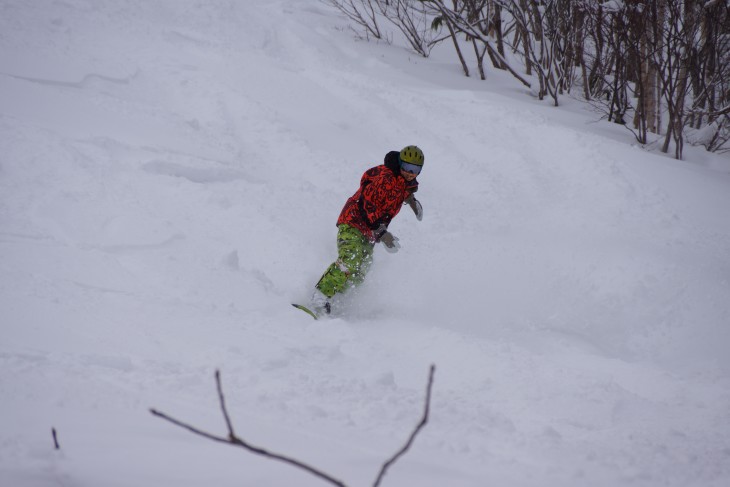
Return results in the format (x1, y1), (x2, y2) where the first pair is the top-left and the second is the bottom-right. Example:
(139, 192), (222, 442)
(150, 369), (346, 487)
(372, 364), (435, 487)
(51, 428), (60, 450)
(150, 365), (436, 487)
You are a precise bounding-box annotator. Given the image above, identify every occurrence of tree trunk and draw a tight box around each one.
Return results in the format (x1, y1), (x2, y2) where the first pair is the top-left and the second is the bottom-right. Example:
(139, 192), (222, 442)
(444, 16), (470, 77)
(472, 39), (487, 80)
(641, 31), (657, 134)
(493, 3), (506, 62)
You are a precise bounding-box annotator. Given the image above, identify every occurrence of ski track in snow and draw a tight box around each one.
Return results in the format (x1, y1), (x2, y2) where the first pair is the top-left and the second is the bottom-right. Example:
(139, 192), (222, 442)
(1, 0), (730, 486)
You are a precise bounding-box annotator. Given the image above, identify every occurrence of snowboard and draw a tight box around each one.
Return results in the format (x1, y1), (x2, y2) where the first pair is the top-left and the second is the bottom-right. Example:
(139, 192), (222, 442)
(291, 303), (318, 320)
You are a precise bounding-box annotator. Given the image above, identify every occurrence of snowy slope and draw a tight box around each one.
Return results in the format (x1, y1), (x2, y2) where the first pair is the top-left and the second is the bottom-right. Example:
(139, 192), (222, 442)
(1, 1), (730, 486)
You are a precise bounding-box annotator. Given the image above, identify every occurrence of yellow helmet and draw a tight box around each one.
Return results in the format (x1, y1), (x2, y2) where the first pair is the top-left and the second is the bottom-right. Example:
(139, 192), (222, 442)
(399, 145), (424, 167)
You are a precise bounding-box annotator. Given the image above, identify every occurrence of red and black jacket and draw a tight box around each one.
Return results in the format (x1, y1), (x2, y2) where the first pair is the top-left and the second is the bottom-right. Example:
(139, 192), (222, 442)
(337, 151), (418, 241)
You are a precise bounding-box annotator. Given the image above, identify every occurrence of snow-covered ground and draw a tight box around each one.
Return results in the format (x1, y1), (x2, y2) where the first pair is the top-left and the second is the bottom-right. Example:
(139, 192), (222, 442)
(2, 1), (729, 486)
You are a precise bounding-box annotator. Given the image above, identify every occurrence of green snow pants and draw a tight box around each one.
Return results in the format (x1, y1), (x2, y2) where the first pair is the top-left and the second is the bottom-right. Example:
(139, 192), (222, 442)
(316, 224), (374, 298)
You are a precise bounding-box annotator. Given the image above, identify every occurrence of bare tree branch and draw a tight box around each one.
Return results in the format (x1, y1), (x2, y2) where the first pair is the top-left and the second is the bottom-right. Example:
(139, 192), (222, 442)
(372, 364), (435, 487)
(150, 370), (347, 487)
(424, 0), (532, 88)
(215, 370), (236, 439)
(326, 0), (385, 41)
(149, 409), (238, 446)
(151, 366), (437, 486)
(713, 104), (730, 117)
(378, 0), (436, 57)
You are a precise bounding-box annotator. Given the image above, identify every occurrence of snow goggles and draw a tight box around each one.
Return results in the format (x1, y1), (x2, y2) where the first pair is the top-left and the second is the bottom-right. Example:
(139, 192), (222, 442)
(400, 161), (422, 175)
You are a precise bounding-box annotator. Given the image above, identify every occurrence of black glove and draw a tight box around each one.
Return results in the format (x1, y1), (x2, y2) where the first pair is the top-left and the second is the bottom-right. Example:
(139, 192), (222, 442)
(405, 194), (423, 221)
(373, 223), (388, 241)
(374, 224), (400, 253)
(380, 231), (400, 253)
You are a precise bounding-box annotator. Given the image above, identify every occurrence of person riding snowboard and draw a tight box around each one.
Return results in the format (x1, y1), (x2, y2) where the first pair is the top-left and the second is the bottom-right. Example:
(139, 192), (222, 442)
(308, 145), (425, 317)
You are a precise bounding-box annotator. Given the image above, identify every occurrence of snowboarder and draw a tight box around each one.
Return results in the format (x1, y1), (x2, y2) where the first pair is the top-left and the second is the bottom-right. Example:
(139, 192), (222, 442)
(303, 145), (425, 318)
